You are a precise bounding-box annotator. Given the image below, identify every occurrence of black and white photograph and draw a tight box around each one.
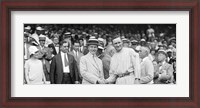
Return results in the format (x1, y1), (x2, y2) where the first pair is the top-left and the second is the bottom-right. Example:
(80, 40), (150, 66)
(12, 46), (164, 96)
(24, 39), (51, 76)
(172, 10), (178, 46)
(23, 24), (176, 85)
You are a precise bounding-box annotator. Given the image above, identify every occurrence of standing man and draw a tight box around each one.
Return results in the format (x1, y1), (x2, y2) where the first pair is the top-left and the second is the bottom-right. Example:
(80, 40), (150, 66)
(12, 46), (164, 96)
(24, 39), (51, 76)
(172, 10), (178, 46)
(69, 40), (84, 84)
(38, 35), (52, 83)
(138, 46), (154, 84)
(105, 36), (140, 84)
(154, 50), (173, 84)
(50, 40), (79, 84)
(80, 37), (105, 84)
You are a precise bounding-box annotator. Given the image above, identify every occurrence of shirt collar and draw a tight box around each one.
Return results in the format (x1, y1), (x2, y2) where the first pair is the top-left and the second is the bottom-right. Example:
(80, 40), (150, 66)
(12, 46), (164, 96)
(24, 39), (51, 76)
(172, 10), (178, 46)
(88, 52), (97, 57)
(61, 51), (67, 55)
(142, 56), (149, 62)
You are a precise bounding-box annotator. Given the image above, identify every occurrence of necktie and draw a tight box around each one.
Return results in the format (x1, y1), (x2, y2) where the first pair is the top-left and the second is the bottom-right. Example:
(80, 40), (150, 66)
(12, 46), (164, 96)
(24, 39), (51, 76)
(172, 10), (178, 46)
(76, 51), (78, 58)
(93, 55), (100, 72)
(64, 53), (69, 67)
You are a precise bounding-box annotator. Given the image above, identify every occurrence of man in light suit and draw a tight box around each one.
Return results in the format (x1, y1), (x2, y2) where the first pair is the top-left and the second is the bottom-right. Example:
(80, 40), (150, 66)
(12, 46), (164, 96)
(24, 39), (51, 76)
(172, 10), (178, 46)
(50, 40), (79, 84)
(69, 40), (84, 84)
(138, 46), (154, 84)
(80, 37), (105, 84)
(154, 50), (173, 84)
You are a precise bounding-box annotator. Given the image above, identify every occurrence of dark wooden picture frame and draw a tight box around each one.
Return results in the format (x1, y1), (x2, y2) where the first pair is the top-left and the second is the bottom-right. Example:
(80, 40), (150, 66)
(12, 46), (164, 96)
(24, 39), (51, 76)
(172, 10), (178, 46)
(1, 0), (199, 108)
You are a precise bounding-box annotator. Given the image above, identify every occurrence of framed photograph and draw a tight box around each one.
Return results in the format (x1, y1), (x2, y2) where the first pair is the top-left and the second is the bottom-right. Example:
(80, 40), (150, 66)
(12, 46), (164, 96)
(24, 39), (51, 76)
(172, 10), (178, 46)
(1, 0), (199, 108)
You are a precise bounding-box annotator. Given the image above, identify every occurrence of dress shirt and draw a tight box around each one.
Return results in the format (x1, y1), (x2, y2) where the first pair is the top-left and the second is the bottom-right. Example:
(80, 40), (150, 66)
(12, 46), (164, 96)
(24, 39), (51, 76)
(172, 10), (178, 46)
(61, 52), (70, 73)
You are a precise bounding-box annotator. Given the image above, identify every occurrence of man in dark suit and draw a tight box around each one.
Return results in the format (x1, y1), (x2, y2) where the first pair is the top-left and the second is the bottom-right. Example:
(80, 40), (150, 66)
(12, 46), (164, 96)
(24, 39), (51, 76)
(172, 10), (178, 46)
(50, 40), (79, 84)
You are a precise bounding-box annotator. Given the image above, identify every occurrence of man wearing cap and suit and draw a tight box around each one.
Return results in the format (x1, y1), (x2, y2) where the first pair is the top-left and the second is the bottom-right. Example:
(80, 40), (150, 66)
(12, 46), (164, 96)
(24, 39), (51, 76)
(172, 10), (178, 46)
(154, 50), (174, 84)
(69, 40), (84, 83)
(80, 37), (105, 84)
(50, 40), (79, 84)
(37, 35), (52, 82)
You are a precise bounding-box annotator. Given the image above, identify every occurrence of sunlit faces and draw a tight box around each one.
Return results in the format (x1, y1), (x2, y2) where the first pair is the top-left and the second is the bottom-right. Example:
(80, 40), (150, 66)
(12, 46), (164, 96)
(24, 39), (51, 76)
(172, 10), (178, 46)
(33, 51), (40, 59)
(39, 40), (45, 47)
(53, 37), (59, 44)
(139, 47), (148, 59)
(112, 37), (123, 52)
(73, 42), (80, 51)
(157, 53), (166, 62)
(60, 42), (69, 53)
(88, 45), (98, 55)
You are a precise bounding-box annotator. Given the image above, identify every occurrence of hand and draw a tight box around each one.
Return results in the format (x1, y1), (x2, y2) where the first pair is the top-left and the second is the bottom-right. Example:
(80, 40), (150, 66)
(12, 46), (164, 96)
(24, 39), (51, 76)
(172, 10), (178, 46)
(134, 78), (140, 84)
(97, 79), (105, 84)
(104, 79), (110, 84)
(75, 81), (80, 84)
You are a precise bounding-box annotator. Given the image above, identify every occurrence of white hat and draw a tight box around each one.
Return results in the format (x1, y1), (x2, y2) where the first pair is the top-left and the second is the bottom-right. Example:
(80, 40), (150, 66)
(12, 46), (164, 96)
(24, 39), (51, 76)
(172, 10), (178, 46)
(135, 45), (141, 51)
(30, 34), (40, 45)
(24, 26), (31, 30)
(166, 49), (173, 53)
(64, 32), (71, 35)
(140, 39), (146, 42)
(98, 38), (104, 42)
(29, 46), (39, 55)
(36, 26), (44, 31)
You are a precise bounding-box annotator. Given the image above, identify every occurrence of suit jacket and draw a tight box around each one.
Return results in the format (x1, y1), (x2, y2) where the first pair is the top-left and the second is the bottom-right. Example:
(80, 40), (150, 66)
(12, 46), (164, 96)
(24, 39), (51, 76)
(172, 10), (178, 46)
(139, 57), (154, 84)
(69, 50), (84, 82)
(80, 52), (104, 84)
(102, 54), (111, 79)
(50, 53), (79, 84)
(154, 61), (173, 84)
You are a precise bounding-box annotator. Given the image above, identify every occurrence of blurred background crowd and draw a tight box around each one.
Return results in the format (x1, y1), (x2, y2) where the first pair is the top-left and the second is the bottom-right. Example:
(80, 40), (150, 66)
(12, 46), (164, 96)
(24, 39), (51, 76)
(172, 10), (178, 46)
(24, 24), (176, 84)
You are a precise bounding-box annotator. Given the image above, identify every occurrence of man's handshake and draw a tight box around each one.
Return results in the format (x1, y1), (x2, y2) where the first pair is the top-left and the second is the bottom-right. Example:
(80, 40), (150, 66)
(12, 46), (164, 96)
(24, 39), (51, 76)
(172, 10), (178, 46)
(96, 79), (110, 84)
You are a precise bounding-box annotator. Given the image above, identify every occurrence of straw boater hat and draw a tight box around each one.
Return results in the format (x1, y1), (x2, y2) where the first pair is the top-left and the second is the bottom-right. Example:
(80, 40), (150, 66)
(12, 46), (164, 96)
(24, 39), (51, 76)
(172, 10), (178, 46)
(24, 26), (31, 30)
(36, 26), (44, 31)
(87, 36), (99, 46)
(63, 32), (71, 38)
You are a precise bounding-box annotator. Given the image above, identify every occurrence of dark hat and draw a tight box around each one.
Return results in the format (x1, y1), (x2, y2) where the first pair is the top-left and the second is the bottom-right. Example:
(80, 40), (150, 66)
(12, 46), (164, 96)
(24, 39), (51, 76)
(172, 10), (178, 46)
(87, 36), (99, 46)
